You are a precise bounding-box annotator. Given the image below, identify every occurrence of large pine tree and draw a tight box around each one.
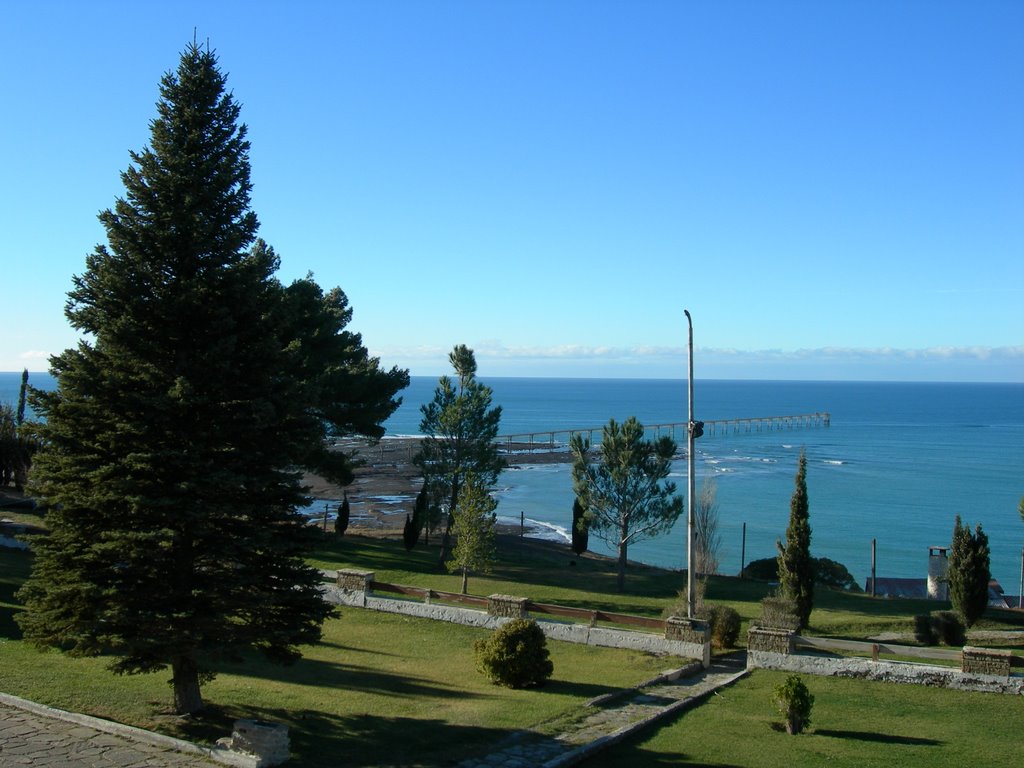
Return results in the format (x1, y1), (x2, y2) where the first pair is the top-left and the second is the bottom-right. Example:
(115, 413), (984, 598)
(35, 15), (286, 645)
(17, 43), (407, 715)
(777, 449), (814, 629)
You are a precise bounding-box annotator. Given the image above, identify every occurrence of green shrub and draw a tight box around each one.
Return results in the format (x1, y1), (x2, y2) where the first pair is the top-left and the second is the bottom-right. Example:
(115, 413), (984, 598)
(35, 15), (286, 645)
(745, 555), (860, 592)
(474, 618), (553, 688)
(913, 614), (936, 645)
(814, 557), (861, 591)
(704, 604), (741, 649)
(773, 675), (814, 735)
(912, 611), (966, 647)
(757, 595), (800, 631)
(932, 611), (966, 646)
(743, 557), (778, 581)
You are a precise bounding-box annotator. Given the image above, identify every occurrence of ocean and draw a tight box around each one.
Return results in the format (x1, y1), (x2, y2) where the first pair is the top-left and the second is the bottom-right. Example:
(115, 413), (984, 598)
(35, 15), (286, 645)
(4, 372), (1023, 593)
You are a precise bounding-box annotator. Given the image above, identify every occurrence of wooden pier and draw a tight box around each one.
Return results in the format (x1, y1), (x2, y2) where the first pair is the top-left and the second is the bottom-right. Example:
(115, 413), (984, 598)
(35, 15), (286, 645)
(496, 412), (830, 455)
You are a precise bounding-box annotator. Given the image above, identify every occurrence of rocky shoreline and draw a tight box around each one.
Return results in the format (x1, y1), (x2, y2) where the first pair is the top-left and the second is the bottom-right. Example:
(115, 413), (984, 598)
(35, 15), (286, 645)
(2, 437), (576, 539)
(306, 437), (575, 535)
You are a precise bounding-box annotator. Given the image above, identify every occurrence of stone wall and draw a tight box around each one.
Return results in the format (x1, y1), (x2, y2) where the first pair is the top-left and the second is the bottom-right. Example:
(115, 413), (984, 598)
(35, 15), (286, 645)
(320, 582), (710, 665)
(746, 641), (1024, 695)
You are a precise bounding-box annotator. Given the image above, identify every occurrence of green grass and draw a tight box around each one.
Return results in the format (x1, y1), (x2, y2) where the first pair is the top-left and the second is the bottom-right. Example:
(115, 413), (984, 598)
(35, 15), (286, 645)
(593, 669), (1024, 768)
(310, 532), (1024, 642)
(0, 546), (672, 766)
(3, 531), (1023, 766)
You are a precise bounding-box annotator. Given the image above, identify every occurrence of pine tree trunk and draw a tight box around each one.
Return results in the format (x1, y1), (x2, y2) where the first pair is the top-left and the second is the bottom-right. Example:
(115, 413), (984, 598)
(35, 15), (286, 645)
(437, 479), (459, 566)
(461, 568), (469, 595)
(616, 541), (627, 592)
(438, 515), (454, 567)
(172, 656), (204, 715)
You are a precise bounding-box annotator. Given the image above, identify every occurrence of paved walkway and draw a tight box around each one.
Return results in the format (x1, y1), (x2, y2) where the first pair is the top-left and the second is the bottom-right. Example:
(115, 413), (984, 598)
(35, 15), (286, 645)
(0, 695), (224, 767)
(457, 652), (749, 768)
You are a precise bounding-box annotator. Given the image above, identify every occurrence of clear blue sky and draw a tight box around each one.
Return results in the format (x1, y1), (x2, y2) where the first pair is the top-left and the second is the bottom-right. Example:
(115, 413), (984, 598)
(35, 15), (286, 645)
(2, 0), (1021, 381)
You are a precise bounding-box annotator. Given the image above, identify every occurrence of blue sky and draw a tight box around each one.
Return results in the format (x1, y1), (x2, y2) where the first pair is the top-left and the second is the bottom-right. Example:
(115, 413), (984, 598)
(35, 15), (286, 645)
(2, 1), (1021, 381)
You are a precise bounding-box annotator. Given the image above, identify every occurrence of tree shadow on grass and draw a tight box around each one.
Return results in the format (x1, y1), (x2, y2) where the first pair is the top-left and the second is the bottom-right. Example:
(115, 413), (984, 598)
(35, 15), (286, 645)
(591, 745), (742, 768)
(523, 676), (624, 701)
(814, 729), (943, 746)
(217, 653), (491, 702)
(0, 548), (30, 640)
(183, 704), (519, 768)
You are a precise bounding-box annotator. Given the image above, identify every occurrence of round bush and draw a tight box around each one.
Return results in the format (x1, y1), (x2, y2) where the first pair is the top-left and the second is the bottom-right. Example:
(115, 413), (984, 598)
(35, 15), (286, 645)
(474, 618), (553, 688)
(932, 611), (966, 646)
(913, 614), (936, 645)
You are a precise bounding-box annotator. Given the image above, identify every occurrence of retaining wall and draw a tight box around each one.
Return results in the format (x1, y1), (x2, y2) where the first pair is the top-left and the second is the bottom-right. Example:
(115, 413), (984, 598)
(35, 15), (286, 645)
(746, 628), (1024, 695)
(324, 573), (710, 665)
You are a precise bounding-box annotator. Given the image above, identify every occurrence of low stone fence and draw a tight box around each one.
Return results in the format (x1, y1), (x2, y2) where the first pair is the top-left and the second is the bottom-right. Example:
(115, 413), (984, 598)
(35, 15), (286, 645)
(326, 570), (711, 666)
(747, 627), (1024, 695)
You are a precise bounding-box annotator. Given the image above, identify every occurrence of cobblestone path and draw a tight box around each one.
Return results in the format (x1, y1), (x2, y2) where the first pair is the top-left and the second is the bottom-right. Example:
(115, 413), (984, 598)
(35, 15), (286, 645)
(457, 652), (748, 768)
(0, 698), (220, 767)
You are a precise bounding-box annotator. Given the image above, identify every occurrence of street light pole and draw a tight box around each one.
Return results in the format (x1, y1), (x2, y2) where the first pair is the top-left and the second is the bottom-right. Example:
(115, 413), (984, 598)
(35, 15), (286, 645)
(685, 310), (696, 618)
(1019, 545), (1023, 611)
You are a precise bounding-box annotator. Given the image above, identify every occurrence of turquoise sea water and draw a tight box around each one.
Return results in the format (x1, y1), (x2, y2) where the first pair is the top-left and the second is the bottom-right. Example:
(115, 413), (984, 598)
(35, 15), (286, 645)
(4, 373), (1023, 593)
(382, 376), (1024, 594)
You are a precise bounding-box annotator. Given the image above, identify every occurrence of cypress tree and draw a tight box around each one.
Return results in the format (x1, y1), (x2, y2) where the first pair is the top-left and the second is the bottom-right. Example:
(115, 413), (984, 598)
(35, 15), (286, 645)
(335, 492), (351, 537)
(16, 369), (28, 426)
(777, 450), (814, 629)
(571, 496), (589, 556)
(16, 43), (406, 715)
(947, 515), (991, 627)
(404, 484), (428, 551)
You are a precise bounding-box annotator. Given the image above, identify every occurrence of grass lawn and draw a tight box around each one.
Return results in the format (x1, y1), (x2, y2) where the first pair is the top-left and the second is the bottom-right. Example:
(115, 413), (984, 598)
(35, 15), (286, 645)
(3, 529), (1023, 766)
(310, 532), (1024, 641)
(1, 547), (672, 766)
(594, 668), (1024, 768)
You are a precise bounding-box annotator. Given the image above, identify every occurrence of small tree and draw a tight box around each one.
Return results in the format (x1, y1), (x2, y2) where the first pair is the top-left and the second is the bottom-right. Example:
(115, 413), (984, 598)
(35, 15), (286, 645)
(16, 369), (29, 426)
(947, 515), (991, 627)
(777, 450), (813, 629)
(446, 474), (498, 594)
(415, 345), (504, 566)
(694, 477), (721, 578)
(571, 496), (589, 556)
(570, 417), (683, 591)
(334, 492), (350, 536)
(773, 675), (814, 735)
(404, 485), (428, 551)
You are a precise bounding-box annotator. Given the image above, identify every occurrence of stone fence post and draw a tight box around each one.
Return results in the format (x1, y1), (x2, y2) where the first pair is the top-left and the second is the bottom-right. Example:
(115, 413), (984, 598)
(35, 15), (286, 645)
(961, 646), (1012, 677)
(664, 617), (711, 668)
(336, 570), (374, 607)
(747, 627), (796, 655)
(487, 594), (529, 619)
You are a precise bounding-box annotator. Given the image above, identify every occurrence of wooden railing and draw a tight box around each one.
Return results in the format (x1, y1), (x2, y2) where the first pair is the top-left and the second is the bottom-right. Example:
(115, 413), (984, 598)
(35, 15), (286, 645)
(368, 580), (664, 630)
(794, 634), (1023, 668)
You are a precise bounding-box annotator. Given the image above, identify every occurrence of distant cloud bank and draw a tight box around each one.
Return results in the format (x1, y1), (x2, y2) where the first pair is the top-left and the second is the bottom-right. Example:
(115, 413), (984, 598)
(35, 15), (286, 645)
(372, 343), (1024, 382)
